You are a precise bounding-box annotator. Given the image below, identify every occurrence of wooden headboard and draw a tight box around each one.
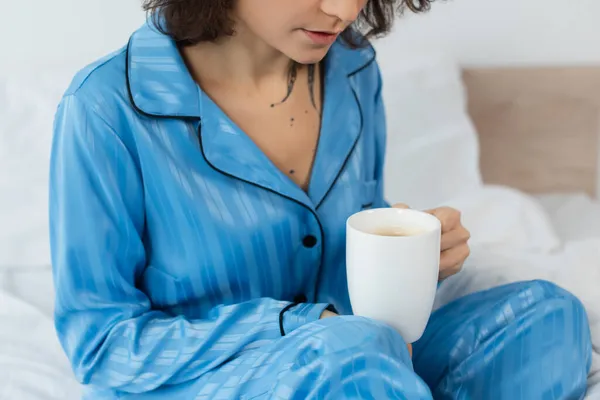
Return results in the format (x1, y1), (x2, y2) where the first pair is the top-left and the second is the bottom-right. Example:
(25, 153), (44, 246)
(463, 67), (600, 198)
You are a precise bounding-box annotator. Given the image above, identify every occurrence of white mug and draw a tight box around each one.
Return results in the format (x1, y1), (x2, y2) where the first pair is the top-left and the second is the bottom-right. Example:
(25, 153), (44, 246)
(346, 208), (441, 343)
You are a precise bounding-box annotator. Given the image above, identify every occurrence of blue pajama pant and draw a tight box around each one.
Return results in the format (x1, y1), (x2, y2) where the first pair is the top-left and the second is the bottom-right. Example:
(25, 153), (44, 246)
(115, 280), (592, 399)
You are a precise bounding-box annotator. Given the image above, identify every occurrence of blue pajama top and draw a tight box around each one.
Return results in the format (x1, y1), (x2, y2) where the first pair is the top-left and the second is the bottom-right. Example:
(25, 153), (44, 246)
(50, 21), (594, 400)
(50, 21), (388, 394)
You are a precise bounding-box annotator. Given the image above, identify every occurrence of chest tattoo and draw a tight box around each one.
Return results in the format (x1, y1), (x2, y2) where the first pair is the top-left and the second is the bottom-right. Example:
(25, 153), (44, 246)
(270, 63), (319, 112)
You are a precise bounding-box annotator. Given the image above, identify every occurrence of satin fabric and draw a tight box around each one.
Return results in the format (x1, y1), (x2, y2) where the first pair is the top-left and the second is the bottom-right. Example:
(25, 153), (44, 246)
(49, 21), (592, 399)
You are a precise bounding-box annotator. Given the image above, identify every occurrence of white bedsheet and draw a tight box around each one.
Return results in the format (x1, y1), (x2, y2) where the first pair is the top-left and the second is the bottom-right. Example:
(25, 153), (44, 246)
(437, 189), (600, 398)
(0, 289), (81, 400)
(0, 189), (599, 399)
(435, 243), (600, 398)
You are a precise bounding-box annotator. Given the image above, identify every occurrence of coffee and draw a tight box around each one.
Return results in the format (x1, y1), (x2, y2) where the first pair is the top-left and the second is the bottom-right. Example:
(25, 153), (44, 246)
(371, 227), (423, 237)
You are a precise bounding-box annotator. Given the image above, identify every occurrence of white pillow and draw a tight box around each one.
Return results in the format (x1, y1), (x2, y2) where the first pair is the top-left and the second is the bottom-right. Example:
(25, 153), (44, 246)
(0, 68), (75, 268)
(446, 185), (561, 253)
(373, 47), (559, 253)
(375, 49), (482, 210)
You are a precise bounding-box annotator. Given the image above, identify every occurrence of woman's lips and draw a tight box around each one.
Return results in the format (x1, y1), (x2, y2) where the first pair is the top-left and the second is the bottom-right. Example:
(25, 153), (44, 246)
(303, 30), (340, 46)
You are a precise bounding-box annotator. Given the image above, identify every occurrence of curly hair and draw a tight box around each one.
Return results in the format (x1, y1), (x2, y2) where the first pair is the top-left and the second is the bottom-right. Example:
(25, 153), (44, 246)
(142, 0), (432, 48)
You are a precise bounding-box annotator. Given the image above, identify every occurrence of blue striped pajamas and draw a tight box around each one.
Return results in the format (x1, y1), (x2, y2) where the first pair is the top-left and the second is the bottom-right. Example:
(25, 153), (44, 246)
(49, 21), (592, 399)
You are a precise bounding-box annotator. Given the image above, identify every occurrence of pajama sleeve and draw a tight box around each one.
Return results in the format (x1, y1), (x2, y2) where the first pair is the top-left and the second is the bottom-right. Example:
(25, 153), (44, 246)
(49, 94), (330, 394)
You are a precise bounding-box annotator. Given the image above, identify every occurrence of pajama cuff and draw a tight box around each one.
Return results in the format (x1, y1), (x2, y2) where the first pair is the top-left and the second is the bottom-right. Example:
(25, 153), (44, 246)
(280, 302), (331, 336)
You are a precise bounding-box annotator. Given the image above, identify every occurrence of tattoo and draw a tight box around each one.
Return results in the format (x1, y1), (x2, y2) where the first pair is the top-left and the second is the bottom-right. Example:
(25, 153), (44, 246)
(270, 63), (298, 108)
(289, 169), (295, 175)
(269, 62), (318, 111)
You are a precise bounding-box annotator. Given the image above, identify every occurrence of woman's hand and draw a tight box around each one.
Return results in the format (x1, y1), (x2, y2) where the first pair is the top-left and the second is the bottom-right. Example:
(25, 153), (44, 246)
(320, 309), (337, 319)
(392, 204), (470, 281)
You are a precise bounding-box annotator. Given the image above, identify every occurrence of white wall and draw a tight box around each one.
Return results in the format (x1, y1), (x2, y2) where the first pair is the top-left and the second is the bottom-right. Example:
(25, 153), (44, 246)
(2, 0), (599, 191)
(375, 0), (600, 67)
(0, 0), (145, 73)
(371, 0), (600, 193)
(2, 0), (599, 71)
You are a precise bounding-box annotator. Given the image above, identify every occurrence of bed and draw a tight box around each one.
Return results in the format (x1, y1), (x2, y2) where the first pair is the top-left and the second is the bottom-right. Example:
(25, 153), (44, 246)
(0, 58), (599, 399)
(448, 66), (600, 398)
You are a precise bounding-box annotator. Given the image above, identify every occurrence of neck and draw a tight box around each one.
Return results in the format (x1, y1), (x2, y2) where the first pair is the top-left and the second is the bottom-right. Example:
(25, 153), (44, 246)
(182, 23), (294, 89)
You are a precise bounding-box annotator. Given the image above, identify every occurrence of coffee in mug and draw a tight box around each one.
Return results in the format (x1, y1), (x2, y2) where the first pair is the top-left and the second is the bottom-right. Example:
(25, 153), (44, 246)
(370, 227), (425, 237)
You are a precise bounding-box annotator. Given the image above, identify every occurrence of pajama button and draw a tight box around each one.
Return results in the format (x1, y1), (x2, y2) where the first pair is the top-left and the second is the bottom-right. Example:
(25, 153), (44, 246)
(302, 235), (318, 248)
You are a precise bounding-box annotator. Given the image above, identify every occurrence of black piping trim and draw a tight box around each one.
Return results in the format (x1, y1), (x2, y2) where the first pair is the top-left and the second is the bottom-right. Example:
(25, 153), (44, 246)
(125, 37), (200, 121)
(280, 295), (324, 336)
(312, 45), (375, 211)
(314, 83), (364, 211)
(197, 124), (328, 302)
(279, 302), (299, 336)
(124, 32), (378, 301)
(348, 48), (377, 78)
(125, 34), (376, 119)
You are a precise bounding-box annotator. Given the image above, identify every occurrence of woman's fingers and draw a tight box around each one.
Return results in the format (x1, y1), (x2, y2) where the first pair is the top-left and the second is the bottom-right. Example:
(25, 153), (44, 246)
(426, 207), (462, 232)
(439, 243), (470, 278)
(320, 310), (337, 319)
(389, 203), (471, 280)
(441, 227), (471, 251)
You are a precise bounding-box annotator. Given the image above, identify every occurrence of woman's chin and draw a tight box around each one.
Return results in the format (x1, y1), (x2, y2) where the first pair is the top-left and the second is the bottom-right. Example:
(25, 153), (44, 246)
(285, 46), (330, 66)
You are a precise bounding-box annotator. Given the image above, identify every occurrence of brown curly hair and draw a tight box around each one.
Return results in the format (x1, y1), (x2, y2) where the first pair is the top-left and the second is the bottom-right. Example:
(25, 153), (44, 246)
(142, 0), (432, 48)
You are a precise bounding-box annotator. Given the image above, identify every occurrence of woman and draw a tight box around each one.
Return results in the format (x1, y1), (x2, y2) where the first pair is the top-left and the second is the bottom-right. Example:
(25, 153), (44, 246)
(49, 0), (592, 398)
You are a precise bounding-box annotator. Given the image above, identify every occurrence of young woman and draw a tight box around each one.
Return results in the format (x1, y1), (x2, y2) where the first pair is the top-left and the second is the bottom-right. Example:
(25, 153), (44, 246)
(49, 0), (592, 398)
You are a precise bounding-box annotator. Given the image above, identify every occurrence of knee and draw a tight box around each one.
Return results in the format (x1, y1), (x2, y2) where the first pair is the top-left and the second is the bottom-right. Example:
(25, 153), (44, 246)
(512, 279), (587, 315)
(282, 316), (430, 399)
(506, 280), (592, 362)
(507, 280), (588, 325)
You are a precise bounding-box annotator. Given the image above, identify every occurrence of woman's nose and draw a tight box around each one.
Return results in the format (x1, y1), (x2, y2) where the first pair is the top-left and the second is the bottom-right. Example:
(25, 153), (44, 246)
(320, 0), (365, 25)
